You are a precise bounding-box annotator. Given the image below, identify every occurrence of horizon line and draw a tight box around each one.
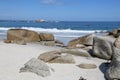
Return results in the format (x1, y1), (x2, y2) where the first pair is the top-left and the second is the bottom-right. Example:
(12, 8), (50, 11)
(0, 20), (120, 22)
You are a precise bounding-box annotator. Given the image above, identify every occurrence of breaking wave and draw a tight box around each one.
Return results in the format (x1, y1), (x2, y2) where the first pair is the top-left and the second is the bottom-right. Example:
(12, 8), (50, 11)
(0, 26), (108, 38)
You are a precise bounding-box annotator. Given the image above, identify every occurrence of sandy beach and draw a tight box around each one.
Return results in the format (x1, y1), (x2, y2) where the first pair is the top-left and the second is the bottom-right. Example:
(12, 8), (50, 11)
(0, 40), (107, 80)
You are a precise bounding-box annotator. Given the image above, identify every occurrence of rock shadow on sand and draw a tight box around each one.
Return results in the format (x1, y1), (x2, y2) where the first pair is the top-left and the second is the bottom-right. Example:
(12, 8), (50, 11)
(99, 62), (110, 80)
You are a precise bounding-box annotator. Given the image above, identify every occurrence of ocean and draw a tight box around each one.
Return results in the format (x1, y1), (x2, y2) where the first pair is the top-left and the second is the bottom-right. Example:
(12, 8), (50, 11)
(0, 21), (120, 45)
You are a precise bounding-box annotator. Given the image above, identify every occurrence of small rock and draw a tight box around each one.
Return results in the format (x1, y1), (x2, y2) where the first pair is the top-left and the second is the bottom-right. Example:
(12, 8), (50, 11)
(108, 29), (118, 35)
(77, 63), (97, 69)
(4, 40), (12, 43)
(40, 41), (55, 46)
(114, 36), (120, 48)
(13, 40), (26, 45)
(55, 40), (64, 47)
(55, 40), (64, 44)
(79, 76), (87, 80)
(108, 28), (120, 38)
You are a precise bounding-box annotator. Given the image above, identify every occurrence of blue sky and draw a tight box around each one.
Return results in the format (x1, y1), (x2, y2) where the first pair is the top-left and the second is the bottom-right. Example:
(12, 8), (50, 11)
(0, 0), (120, 21)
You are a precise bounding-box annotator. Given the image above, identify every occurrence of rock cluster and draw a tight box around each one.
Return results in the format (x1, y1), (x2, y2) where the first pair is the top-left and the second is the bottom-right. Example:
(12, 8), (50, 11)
(77, 63), (97, 69)
(67, 33), (116, 60)
(6, 29), (64, 46)
(13, 28), (120, 79)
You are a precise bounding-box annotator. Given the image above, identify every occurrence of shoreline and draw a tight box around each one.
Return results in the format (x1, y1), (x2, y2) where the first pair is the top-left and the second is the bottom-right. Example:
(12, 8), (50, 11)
(0, 30), (108, 46)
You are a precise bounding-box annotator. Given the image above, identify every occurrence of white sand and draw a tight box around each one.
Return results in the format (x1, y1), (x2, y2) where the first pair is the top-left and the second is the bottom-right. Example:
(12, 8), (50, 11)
(0, 41), (106, 80)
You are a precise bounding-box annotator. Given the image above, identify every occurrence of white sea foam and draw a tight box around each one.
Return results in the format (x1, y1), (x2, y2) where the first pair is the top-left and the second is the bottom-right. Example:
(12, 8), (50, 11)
(0, 27), (108, 43)
(21, 27), (108, 33)
(0, 27), (107, 33)
(0, 27), (15, 31)
(0, 26), (108, 37)
(55, 35), (80, 38)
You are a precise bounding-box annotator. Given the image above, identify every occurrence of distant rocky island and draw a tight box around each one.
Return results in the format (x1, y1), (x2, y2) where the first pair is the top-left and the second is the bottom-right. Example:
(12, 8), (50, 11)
(34, 19), (47, 22)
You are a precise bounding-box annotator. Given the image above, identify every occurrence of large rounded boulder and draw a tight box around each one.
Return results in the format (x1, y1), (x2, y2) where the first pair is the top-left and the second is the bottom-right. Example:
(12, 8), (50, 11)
(67, 34), (95, 48)
(106, 36), (120, 80)
(20, 58), (51, 77)
(92, 37), (113, 60)
(7, 29), (40, 42)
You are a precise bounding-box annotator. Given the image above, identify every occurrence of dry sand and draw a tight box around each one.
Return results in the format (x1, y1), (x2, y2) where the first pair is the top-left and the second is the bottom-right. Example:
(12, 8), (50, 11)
(0, 41), (106, 80)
